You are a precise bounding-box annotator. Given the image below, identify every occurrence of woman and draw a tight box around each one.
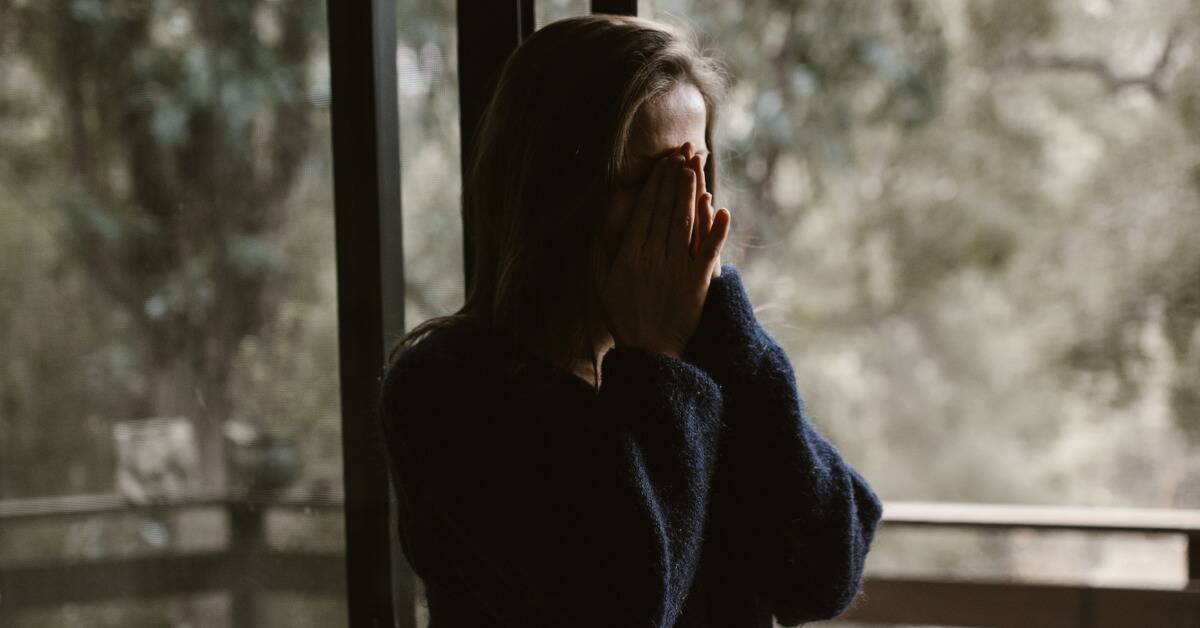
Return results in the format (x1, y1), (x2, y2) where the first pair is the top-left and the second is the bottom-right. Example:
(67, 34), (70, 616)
(378, 14), (883, 627)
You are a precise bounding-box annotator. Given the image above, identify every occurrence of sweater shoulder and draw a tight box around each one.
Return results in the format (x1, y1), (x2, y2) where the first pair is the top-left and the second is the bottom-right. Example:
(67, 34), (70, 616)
(381, 322), (495, 409)
(388, 321), (484, 371)
(380, 321), (573, 414)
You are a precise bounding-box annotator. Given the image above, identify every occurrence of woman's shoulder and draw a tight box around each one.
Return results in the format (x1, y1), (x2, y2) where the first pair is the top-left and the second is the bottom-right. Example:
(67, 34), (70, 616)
(377, 322), (504, 445)
(380, 319), (586, 415)
(383, 320), (494, 389)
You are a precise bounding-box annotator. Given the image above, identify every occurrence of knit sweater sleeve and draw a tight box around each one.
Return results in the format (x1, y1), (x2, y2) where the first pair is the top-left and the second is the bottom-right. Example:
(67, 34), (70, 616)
(378, 338), (724, 628)
(681, 264), (885, 626)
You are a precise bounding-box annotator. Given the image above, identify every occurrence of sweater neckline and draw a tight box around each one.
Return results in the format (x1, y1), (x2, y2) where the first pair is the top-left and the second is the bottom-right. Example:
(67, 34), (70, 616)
(437, 321), (600, 398)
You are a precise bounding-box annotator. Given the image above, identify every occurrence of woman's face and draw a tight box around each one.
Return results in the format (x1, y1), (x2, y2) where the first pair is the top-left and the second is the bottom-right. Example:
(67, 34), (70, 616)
(601, 82), (709, 268)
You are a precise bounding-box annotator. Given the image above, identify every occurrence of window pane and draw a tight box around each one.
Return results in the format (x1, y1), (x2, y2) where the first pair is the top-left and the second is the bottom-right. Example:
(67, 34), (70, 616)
(398, 0), (464, 334)
(536, 0), (591, 30)
(0, 1), (347, 626)
(642, 0), (1199, 589)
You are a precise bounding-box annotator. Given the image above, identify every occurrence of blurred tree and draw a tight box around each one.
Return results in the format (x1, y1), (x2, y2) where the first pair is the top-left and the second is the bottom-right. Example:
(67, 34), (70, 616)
(655, 0), (949, 252)
(1, 0), (326, 493)
(646, 0), (1200, 510)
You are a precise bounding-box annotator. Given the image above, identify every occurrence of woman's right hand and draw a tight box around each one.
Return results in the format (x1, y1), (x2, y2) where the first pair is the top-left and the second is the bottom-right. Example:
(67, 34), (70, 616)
(598, 144), (731, 359)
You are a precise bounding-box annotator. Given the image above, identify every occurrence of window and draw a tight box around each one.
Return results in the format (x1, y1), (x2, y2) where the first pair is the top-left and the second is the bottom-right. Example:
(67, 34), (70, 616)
(641, 0), (1198, 589)
(537, 0), (591, 29)
(397, 0), (464, 336)
(0, 1), (347, 626)
(4, 2), (1195, 627)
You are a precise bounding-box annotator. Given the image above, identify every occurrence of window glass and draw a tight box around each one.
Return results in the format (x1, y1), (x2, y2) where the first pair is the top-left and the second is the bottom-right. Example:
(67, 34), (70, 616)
(0, 1), (347, 626)
(642, 0), (1199, 590)
(536, 0), (592, 30)
(398, 0), (464, 335)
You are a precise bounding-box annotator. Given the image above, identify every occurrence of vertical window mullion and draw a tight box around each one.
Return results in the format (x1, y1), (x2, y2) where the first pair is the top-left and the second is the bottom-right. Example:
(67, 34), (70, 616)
(591, 0), (638, 16)
(326, 0), (410, 627)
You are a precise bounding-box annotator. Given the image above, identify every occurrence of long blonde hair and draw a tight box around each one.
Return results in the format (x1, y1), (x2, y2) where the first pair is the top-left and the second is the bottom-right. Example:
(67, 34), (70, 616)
(387, 14), (728, 381)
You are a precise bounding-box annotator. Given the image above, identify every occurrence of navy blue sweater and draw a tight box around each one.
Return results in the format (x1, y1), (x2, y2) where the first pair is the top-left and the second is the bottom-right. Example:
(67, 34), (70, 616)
(378, 264), (884, 627)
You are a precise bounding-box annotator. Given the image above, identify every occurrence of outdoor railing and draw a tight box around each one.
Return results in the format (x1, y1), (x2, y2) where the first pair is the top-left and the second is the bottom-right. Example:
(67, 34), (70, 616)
(0, 493), (344, 627)
(844, 501), (1200, 627)
(1, 496), (1198, 626)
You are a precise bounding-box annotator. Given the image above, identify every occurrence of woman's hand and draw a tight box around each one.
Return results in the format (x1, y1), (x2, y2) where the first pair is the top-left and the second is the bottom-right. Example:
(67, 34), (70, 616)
(598, 144), (731, 359)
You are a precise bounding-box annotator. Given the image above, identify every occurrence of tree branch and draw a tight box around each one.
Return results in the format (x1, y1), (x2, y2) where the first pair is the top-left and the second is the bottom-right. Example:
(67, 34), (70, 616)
(1010, 28), (1180, 99)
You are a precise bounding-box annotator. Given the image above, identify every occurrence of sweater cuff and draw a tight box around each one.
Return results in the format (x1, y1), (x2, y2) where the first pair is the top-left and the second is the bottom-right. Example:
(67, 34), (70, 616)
(681, 263), (770, 385)
(599, 345), (724, 428)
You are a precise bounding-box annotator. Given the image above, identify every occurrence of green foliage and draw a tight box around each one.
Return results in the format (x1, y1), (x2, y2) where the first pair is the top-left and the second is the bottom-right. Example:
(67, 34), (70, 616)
(968, 0), (1058, 58)
(641, 0), (1200, 516)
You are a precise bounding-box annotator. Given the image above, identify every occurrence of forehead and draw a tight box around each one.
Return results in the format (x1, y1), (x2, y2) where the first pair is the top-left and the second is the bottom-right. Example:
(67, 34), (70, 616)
(627, 83), (709, 162)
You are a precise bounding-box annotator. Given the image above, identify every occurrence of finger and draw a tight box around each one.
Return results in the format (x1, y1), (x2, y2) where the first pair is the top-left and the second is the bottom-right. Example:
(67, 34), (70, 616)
(648, 154), (686, 257)
(698, 207), (730, 280)
(687, 155), (704, 257)
(671, 166), (697, 257)
(624, 155), (673, 258)
(693, 192), (713, 259)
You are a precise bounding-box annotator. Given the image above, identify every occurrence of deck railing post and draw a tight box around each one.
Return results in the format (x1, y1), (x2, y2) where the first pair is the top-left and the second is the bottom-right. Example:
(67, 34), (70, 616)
(1188, 532), (1199, 591)
(229, 501), (267, 628)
